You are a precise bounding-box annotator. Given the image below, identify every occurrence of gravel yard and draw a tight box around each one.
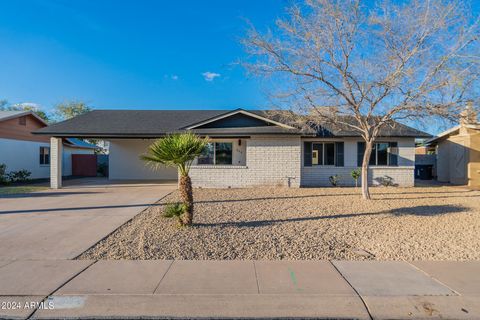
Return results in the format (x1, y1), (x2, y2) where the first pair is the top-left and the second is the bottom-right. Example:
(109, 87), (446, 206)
(79, 185), (480, 261)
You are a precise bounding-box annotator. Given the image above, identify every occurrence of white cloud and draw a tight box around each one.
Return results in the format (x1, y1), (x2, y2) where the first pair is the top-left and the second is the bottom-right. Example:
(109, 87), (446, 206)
(171, 75), (179, 80)
(202, 71), (221, 82)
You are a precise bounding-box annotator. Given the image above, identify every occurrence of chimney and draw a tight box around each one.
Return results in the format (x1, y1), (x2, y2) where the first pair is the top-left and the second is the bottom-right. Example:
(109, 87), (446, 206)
(460, 101), (478, 126)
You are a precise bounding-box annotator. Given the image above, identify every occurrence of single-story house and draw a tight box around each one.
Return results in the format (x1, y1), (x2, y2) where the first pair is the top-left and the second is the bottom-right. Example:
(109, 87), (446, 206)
(426, 106), (479, 187)
(0, 110), (98, 179)
(33, 108), (429, 188)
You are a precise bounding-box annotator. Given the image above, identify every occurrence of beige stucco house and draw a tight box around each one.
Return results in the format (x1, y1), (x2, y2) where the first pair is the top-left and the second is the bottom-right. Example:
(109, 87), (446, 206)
(427, 105), (480, 187)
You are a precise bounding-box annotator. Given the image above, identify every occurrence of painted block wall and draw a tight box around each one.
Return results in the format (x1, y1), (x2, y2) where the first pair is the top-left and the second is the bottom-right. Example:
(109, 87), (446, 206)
(109, 139), (178, 180)
(0, 138), (50, 179)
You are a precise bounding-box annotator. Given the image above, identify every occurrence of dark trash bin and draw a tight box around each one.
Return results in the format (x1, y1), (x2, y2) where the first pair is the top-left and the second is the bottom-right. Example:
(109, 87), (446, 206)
(415, 165), (433, 180)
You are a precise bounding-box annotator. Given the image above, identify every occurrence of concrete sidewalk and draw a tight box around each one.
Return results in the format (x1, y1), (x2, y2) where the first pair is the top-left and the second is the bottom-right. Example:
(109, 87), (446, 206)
(0, 260), (479, 319)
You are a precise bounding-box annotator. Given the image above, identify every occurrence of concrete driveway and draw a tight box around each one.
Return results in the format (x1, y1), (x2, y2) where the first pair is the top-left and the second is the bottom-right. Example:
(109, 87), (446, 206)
(0, 178), (176, 260)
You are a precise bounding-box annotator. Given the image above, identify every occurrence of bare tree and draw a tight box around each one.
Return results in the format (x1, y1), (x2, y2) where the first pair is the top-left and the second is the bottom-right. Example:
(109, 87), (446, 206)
(243, 0), (479, 199)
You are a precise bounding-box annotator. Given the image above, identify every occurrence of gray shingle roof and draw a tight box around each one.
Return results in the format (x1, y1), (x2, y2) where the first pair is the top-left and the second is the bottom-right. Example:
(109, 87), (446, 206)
(33, 109), (430, 138)
(312, 118), (431, 138)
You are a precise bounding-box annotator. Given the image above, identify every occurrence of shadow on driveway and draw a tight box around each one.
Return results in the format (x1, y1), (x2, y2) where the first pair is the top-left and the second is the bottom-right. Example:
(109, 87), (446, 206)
(0, 191), (103, 199)
(0, 203), (163, 215)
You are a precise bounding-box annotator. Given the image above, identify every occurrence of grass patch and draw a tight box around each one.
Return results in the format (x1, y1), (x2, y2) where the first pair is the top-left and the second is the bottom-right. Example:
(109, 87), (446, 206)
(0, 186), (48, 195)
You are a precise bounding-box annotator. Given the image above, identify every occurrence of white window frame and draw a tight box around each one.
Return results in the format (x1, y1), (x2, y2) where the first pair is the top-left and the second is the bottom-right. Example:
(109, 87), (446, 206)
(39, 146), (50, 166)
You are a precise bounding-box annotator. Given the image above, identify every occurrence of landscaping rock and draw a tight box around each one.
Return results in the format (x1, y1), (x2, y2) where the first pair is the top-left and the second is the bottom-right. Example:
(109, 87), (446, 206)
(79, 186), (480, 260)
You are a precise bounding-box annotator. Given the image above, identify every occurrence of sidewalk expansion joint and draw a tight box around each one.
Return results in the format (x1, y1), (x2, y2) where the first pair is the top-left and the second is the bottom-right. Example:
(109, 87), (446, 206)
(252, 261), (260, 294)
(404, 260), (461, 296)
(152, 260), (175, 294)
(25, 260), (98, 320)
(329, 261), (373, 320)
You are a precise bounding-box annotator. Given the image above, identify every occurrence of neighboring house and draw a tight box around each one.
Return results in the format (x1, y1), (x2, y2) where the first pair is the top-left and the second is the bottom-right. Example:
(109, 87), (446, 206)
(426, 105), (480, 187)
(414, 145), (437, 180)
(0, 111), (97, 179)
(34, 109), (429, 188)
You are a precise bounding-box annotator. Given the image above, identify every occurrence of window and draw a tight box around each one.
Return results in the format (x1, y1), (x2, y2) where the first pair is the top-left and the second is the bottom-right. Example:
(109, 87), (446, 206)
(358, 142), (398, 166)
(18, 116), (26, 126)
(376, 143), (389, 166)
(40, 147), (50, 165)
(197, 142), (233, 165)
(215, 143), (232, 165)
(197, 143), (215, 165)
(312, 143), (335, 166)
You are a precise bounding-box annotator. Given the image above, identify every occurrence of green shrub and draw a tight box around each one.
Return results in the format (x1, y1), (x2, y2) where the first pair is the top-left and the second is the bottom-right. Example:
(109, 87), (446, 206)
(329, 174), (340, 187)
(0, 165), (31, 184)
(7, 170), (31, 183)
(163, 202), (187, 225)
(351, 169), (361, 187)
(0, 164), (7, 185)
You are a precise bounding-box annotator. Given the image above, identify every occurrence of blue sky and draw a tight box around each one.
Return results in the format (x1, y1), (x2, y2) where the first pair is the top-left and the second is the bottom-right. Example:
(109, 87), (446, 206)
(0, 0), (287, 111)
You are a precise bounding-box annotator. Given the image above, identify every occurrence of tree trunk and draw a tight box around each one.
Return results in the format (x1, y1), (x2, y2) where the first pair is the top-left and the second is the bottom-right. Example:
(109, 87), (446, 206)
(179, 174), (194, 225)
(361, 140), (374, 200)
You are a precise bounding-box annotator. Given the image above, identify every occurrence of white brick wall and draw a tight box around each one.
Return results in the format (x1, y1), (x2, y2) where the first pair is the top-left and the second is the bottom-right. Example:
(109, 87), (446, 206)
(190, 136), (415, 188)
(190, 136), (301, 188)
(50, 137), (63, 189)
(300, 166), (414, 187)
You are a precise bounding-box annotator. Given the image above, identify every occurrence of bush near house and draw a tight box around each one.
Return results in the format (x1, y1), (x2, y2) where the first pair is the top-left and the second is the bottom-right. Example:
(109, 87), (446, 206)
(351, 169), (361, 187)
(0, 164), (7, 184)
(329, 175), (340, 187)
(0, 164), (32, 185)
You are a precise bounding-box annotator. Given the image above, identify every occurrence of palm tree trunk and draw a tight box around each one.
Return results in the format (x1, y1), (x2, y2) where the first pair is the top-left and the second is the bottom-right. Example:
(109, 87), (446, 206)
(361, 141), (374, 200)
(179, 174), (194, 225)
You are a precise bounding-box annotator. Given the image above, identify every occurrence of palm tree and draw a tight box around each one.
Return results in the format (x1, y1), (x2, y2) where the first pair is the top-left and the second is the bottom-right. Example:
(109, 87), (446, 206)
(141, 133), (209, 226)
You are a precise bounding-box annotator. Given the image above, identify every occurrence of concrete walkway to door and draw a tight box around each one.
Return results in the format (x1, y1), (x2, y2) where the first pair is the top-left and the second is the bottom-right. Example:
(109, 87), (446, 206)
(0, 178), (176, 260)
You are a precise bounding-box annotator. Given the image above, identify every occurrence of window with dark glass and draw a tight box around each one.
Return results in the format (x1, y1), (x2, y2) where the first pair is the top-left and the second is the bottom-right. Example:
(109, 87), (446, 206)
(324, 143), (335, 165)
(369, 143), (392, 165)
(40, 147), (50, 165)
(369, 144), (377, 165)
(197, 143), (215, 165)
(197, 142), (233, 165)
(311, 142), (335, 166)
(215, 143), (232, 165)
(376, 143), (389, 165)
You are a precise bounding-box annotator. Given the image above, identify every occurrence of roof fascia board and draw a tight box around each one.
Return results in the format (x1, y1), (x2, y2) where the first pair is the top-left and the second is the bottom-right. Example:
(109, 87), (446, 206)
(184, 109), (296, 130)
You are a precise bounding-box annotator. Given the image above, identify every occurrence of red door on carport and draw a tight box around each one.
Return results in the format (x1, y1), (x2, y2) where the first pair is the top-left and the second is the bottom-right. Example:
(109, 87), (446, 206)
(72, 154), (97, 176)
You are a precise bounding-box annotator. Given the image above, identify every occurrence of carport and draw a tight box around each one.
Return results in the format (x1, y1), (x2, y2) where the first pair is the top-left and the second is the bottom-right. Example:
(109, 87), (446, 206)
(32, 110), (200, 189)
(48, 137), (177, 189)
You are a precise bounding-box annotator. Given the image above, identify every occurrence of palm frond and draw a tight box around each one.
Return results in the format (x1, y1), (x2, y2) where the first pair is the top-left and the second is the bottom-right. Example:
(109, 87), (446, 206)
(140, 133), (209, 175)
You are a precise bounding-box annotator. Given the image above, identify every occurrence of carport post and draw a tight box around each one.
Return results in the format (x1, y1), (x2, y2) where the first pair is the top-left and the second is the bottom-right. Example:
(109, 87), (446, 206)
(50, 137), (63, 189)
